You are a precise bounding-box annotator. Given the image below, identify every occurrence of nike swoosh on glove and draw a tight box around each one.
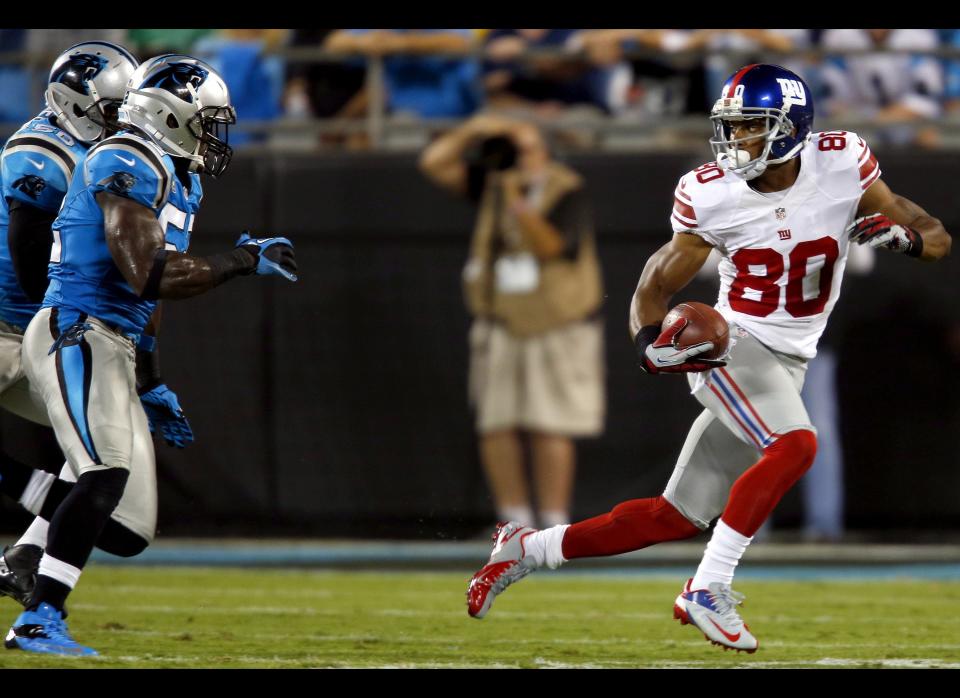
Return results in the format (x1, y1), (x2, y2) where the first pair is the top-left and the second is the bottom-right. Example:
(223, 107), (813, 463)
(636, 318), (727, 375)
(139, 384), (194, 448)
(237, 232), (299, 281)
(847, 213), (923, 257)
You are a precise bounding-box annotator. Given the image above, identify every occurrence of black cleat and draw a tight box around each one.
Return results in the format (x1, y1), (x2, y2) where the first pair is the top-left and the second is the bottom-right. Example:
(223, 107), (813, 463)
(0, 545), (42, 607)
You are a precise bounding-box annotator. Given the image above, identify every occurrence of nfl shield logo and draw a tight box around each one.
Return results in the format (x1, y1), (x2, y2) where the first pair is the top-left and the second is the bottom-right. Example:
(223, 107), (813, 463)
(775, 207), (786, 220)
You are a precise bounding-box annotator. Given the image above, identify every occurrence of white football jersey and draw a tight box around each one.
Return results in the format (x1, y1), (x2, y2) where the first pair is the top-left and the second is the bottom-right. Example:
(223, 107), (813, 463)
(671, 131), (881, 359)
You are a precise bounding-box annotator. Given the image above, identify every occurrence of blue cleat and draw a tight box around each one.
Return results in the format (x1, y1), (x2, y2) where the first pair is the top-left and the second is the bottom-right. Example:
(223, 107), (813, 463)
(4, 602), (98, 656)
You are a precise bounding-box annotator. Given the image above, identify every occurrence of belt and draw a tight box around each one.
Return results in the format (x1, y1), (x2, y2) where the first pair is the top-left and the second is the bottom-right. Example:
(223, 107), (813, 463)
(47, 307), (143, 348)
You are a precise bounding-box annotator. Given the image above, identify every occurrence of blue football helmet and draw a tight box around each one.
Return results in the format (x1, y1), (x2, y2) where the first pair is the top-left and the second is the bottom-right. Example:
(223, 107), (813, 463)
(710, 64), (815, 181)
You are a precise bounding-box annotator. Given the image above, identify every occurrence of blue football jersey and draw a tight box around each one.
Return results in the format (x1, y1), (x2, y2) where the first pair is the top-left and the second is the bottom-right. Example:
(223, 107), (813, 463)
(0, 110), (87, 330)
(44, 131), (202, 336)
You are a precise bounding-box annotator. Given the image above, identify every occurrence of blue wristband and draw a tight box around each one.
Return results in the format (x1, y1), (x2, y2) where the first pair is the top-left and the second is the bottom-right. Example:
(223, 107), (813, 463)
(137, 334), (157, 352)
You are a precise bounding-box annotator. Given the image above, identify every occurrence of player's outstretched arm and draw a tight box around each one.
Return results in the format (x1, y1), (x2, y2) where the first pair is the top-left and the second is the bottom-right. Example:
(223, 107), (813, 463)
(99, 191), (297, 301)
(630, 232), (722, 374)
(849, 178), (951, 261)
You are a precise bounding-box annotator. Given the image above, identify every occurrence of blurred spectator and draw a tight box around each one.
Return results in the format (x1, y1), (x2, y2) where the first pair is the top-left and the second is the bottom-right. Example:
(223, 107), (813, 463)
(325, 30), (480, 118)
(419, 114), (606, 529)
(482, 30), (630, 118)
(565, 29), (809, 119)
(943, 29), (960, 115)
(125, 29), (215, 59)
(652, 29), (811, 112)
(0, 30), (132, 126)
(821, 29), (944, 147)
(698, 30), (812, 108)
(193, 29), (288, 146)
(574, 29), (693, 117)
(25, 29), (128, 55)
(0, 30), (32, 126)
(283, 30), (367, 119)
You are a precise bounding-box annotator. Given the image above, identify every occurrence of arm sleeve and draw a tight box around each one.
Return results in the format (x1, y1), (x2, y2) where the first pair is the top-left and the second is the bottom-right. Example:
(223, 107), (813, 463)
(669, 174), (722, 249)
(6, 199), (56, 302)
(547, 185), (592, 260)
(854, 134), (882, 192)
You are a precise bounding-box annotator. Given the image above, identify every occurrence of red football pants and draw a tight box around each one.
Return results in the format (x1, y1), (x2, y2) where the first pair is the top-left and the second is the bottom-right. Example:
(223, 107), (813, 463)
(561, 429), (817, 559)
(721, 429), (817, 536)
(562, 495), (700, 560)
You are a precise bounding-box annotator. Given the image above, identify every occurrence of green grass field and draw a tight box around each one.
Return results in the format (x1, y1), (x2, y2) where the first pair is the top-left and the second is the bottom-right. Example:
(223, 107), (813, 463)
(0, 565), (957, 668)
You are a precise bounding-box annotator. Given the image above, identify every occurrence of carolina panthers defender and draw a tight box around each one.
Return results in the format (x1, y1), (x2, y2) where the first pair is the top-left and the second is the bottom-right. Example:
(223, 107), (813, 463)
(4, 54), (297, 656)
(0, 43), (185, 608)
(466, 64), (951, 651)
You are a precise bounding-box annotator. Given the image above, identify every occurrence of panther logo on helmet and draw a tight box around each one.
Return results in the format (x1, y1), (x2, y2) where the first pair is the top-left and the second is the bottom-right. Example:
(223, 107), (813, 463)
(118, 55), (237, 177)
(45, 42), (139, 144)
(139, 63), (210, 103)
(50, 54), (108, 96)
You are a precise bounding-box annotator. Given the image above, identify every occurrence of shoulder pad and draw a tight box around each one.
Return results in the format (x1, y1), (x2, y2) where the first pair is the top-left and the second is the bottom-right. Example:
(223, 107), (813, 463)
(810, 130), (880, 192)
(84, 134), (173, 211)
(671, 163), (738, 232)
(1, 126), (82, 211)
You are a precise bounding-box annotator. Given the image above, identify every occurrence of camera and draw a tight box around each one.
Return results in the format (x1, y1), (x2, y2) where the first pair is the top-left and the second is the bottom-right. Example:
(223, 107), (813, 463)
(478, 135), (519, 171)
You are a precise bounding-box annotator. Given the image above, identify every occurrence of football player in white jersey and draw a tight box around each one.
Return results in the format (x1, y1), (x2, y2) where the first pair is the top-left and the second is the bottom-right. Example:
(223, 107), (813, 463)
(465, 64), (951, 652)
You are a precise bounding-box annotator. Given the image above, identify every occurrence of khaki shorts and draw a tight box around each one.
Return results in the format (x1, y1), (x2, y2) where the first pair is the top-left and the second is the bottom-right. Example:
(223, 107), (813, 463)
(663, 327), (815, 529)
(469, 318), (605, 436)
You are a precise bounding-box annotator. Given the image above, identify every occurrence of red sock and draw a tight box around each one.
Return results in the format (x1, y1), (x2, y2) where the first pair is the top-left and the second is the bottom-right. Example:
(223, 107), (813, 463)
(561, 495), (701, 560)
(722, 429), (817, 536)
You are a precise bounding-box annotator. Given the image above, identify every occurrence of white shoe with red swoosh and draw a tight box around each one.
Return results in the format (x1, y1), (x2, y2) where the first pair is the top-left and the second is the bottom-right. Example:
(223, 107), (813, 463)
(673, 579), (758, 653)
(467, 522), (538, 619)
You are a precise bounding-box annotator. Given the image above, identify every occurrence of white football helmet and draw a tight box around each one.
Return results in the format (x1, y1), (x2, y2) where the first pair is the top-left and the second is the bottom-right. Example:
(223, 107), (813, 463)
(117, 54), (236, 176)
(45, 41), (139, 144)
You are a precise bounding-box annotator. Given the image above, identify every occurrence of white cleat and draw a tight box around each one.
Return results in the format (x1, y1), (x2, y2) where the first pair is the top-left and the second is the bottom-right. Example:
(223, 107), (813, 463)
(673, 578), (759, 653)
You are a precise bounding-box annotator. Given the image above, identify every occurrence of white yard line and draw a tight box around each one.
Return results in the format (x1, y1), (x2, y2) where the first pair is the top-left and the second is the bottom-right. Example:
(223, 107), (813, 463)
(88, 656), (960, 669)
(96, 585), (333, 598)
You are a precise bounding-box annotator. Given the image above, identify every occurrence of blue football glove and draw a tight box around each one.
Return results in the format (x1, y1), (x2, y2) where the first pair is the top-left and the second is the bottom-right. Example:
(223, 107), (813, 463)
(237, 232), (298, 281)
(139, 384), (194, 449)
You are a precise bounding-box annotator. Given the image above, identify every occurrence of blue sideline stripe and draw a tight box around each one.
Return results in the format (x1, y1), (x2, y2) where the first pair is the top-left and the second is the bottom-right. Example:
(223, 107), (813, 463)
(86, 545), (960, 579)
(552, 564), (960, 581)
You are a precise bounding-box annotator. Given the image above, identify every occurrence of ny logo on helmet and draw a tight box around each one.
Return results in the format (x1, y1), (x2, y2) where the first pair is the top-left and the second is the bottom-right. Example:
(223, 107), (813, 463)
(776, 78), (807, 109)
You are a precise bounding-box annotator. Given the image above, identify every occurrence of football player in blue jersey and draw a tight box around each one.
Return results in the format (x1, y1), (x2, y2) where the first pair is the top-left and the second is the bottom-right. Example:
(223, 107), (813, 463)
(2, 53), (297, 656)
(0, 43), (187, 610)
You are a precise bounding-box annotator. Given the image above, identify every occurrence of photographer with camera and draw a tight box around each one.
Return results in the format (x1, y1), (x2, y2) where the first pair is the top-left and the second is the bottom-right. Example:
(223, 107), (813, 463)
(420, 114), (605, 530)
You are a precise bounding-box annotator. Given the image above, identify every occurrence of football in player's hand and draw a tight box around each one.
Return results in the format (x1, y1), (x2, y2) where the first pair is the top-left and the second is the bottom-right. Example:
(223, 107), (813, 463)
(662, 302), (729, 360)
